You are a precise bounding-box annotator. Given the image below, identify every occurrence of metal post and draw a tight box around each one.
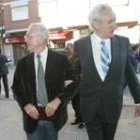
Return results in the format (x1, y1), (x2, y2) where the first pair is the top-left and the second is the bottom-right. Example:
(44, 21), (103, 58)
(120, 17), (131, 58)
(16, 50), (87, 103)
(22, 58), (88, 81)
(0, 5), (4, 54)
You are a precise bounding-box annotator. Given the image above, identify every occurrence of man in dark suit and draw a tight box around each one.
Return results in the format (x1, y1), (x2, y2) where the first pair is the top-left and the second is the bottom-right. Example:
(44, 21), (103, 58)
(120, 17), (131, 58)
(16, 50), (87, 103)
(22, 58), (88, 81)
(12, 23), (77, 140)
(74, 4), (140, 140)
(0, 50), (9, 98)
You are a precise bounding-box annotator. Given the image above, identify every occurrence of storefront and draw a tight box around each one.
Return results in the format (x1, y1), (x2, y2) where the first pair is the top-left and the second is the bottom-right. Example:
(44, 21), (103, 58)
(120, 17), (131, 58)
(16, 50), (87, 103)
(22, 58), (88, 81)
(49, 30), (73, 48)
(4, 35), (29, 65)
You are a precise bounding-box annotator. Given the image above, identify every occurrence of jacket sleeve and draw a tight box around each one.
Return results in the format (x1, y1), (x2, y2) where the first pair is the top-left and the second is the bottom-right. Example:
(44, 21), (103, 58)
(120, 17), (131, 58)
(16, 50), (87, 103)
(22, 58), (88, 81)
(57, 56), (79, 107)
(125, 39), (140, 103)
(11, 60), (31, 110)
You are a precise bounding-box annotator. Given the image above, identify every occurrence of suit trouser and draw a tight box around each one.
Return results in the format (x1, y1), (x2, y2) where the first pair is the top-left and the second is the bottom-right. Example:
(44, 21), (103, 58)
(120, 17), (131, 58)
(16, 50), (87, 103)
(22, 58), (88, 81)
(85, 105), (118, 140)
(0, 75), (9, 97)
(71, 92), (82, 122)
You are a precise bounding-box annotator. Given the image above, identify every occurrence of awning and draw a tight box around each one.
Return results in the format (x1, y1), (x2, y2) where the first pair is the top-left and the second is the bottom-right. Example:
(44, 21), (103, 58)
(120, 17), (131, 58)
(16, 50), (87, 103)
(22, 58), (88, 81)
(49, 30), (73, 40)
(4, 30), (73, 43)
(117, 21), (138, 28)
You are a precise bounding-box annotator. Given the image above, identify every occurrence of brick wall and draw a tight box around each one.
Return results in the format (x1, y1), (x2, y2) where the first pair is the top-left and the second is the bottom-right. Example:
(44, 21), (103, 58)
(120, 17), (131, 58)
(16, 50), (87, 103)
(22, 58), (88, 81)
(3, 0), (41, 31)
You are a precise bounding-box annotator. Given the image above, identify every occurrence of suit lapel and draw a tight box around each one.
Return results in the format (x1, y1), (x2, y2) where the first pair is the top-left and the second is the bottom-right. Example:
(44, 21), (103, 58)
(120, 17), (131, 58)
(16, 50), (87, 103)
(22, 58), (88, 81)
(104, 35), (120, 81)
(86, 36), (102, 81)
(29, 53), (36, 91)
(111, 36), (119, 66)
(45, 50), (53, 81)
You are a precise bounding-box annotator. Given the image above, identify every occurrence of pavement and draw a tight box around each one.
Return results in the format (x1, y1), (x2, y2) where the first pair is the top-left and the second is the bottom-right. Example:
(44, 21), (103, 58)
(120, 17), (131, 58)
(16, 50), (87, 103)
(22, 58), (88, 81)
(0, 67), (140, 140)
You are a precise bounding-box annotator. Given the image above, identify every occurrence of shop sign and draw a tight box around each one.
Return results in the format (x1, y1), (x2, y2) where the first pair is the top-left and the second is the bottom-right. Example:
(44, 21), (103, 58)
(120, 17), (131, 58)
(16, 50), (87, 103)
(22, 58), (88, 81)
(5, 36), (24, 43)
(49, 31), (72, 40)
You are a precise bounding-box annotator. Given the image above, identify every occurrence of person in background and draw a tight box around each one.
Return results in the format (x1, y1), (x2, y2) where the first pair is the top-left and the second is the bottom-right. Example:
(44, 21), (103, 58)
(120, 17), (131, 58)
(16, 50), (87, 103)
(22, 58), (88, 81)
(74, 4), (140, 140)
(129, 44), (140, 73)
(65, 42), (85, 129)
(11, 22), (77, 140)
(0, 50), (9, 98)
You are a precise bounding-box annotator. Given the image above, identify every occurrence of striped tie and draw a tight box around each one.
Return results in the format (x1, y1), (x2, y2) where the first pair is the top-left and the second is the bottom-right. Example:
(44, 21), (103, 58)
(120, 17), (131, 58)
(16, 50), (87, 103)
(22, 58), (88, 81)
(100, 41), (110, 78)
(37, 54), (48, 106)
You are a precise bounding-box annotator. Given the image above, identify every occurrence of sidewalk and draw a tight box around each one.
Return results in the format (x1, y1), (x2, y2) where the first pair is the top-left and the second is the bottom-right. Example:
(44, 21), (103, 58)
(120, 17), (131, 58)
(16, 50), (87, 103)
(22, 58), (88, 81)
(0, 68), (140, 140)
(0, 99), (140, 140)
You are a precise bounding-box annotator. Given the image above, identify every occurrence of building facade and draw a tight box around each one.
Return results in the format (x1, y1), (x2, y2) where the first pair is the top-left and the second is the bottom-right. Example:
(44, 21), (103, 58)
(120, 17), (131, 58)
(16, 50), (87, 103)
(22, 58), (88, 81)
(0, 0), (40, 65)
(0, 0), (140, 65)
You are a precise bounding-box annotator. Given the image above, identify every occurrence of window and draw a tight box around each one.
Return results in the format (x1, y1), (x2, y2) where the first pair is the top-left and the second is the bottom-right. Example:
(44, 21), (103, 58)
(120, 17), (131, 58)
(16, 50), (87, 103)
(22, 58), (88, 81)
(12, 6), (28, 21)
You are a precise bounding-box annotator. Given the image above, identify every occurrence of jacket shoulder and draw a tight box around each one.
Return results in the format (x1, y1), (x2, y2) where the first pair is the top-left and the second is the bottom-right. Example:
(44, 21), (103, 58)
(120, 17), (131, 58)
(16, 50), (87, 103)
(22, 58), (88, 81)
(113, 34), (129, 41)
(75, 35), (90, 44)
(48, 49), (67, 60)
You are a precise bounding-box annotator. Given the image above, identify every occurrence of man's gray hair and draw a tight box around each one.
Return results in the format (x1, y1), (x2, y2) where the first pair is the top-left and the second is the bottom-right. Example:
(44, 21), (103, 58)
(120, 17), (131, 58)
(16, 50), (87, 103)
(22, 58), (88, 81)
(88, 4), (115, 30)
(27, 22), (49, 40)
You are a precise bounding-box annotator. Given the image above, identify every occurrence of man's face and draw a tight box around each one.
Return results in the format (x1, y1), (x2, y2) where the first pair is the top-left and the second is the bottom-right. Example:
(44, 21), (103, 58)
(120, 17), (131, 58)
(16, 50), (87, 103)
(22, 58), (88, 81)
(94, 10), (117, 39)
(24, 29), (41, 53)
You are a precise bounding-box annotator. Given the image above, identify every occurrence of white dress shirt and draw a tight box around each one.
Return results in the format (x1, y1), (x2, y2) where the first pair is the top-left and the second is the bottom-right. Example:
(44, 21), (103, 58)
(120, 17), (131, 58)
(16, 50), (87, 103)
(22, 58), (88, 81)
(90, 33), (111, 81)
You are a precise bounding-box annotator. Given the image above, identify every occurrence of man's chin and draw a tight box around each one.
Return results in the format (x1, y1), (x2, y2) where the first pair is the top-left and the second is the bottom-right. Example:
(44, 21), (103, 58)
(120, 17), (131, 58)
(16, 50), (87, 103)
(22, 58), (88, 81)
(27, 47), (33, 53)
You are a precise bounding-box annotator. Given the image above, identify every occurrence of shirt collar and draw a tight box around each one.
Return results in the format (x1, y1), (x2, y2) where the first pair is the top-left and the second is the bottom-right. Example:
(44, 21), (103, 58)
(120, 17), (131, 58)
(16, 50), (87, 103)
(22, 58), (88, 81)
(92, 33), (110, 46)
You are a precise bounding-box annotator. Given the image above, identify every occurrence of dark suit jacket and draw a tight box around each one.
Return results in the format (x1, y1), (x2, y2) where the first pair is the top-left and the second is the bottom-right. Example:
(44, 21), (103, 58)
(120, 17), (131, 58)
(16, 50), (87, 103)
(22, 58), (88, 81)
(12, 50), (77, 133)
(74, 34), (140, 123)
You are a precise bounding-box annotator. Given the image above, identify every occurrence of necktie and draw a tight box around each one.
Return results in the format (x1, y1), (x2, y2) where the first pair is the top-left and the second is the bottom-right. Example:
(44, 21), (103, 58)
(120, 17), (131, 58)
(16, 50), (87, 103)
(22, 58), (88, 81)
(100, 41), (110, 78)
(37, 54), (48, 106)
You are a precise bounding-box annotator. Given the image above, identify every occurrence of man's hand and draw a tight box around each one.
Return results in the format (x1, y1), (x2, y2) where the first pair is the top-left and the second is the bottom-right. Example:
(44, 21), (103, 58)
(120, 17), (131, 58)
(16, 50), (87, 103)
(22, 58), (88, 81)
(45, 98), (61, 117)
(24, 104), (39, 120)
(134, 104), (140, 117)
